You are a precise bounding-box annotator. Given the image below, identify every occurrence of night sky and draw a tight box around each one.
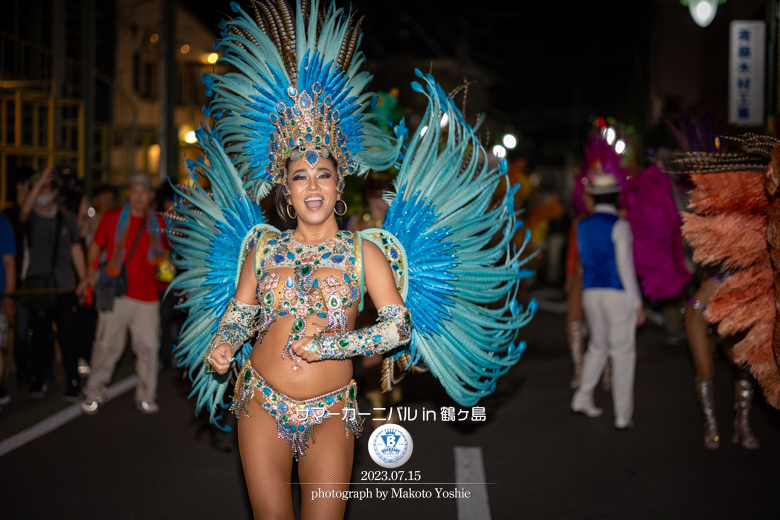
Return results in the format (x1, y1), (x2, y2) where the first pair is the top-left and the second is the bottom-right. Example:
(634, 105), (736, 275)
(187, 0), (655, 156)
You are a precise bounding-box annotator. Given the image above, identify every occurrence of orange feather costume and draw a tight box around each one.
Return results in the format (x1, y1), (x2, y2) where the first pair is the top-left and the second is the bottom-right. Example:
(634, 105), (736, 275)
(679, 136), (780, 408)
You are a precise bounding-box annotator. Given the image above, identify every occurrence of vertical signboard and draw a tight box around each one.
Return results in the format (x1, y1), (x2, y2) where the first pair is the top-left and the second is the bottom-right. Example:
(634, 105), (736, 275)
(729, 21), (766, 126)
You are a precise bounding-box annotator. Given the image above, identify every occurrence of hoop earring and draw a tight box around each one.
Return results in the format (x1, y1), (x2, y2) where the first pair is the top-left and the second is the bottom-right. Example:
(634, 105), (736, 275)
(334, 200), (348, 216)
(286, 204), (297, 220)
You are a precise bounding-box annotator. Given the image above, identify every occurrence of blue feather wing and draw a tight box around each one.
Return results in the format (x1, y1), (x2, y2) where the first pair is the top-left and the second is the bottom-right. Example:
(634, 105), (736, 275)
(375, 70), (537, 407)
(167, 123), (276, 430)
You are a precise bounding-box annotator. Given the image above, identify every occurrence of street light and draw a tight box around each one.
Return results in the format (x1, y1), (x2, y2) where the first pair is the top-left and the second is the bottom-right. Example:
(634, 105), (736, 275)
(681, 0), (725, 28)
(502, 133), (517, 150)
(604, 127), (616, 146)
(492, 144), (507, 158)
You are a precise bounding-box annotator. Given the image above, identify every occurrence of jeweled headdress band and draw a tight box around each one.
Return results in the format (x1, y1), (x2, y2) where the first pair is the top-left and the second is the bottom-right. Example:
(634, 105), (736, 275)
(268, 82), (351, 191)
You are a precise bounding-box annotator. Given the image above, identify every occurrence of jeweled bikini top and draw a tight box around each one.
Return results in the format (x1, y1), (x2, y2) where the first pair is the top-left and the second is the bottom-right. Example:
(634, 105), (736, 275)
(254, 230), (363, 350)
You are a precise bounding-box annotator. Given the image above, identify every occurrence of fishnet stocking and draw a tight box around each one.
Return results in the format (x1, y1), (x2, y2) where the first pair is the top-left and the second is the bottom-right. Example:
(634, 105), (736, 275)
(238, 395), (295, 519)
(238, 393), (356, 520)
(298, 400), (354, 520)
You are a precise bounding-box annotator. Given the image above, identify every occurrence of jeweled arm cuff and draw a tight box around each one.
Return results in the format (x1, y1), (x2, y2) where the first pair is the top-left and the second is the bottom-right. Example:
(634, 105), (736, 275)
(204, 297), (261, 372)
(304, 304), (412, 360)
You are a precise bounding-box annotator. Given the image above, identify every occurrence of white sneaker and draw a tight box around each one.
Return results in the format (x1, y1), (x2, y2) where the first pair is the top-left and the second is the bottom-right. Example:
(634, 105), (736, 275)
(77, 358), (91, 376)
(571, 401), (603, 418)
(136, 401), (160, 414)
(81, 399), (100, 415)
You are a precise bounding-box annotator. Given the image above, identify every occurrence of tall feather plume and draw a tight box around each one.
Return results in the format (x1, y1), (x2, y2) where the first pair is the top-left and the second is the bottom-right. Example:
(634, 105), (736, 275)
(679, 157), (780, 408)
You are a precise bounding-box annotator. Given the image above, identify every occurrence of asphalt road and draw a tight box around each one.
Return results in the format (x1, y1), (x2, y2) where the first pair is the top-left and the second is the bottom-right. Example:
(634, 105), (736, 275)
(1, 310), (778, 519)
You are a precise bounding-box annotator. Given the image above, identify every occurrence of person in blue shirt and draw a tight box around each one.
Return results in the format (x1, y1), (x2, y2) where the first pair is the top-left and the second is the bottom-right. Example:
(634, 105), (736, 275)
(0, 211), (16, 407)
(570, 173), (645, 429)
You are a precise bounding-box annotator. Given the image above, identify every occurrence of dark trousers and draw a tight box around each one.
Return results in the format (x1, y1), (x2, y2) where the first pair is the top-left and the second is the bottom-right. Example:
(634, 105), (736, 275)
(13, 303), (30, 381)
(75, 304), (97, 362)
(29, 294), (79, 390)
(158, 290), (181, 368)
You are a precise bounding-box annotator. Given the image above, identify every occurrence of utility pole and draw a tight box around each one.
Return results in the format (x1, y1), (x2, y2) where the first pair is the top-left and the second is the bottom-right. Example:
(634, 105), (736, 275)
(81, 0), (95, 196)
(159, 0), (177, 185)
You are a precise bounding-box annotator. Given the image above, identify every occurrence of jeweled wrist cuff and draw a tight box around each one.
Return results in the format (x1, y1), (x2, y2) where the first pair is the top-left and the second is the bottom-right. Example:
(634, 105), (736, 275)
(204, 297), (260, 372)
(304, 304), (412, 360)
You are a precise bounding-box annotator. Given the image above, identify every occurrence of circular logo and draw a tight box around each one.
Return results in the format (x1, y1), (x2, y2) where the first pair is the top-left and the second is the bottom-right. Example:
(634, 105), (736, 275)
(368, 424), (413, 468)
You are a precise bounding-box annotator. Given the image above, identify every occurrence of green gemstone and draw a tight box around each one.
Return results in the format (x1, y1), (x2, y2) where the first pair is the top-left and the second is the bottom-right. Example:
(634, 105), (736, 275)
(301, 265), (311, 275)
(306, 126), (312, 132)
(293, 318), (305, 333)
(243, 370), (251, 383)
(264, 293), (273, 305)
(296, 248), (303, 254)
(349, 387), (355, 399)
(338, 339), (350, 349)
(271, 394), (278, 401)
(282, 415), (288, 422)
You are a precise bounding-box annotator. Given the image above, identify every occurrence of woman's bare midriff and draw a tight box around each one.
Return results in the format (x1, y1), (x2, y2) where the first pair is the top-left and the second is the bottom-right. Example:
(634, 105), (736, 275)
(248, 267), (359, 400)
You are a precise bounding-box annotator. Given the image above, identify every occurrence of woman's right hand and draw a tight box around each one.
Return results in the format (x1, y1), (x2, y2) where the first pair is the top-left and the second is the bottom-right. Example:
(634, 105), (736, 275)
(209, 343), (234, 374)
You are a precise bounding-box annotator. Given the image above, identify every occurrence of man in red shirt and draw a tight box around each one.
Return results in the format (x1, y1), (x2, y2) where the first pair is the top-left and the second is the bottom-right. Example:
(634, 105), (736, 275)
(79, 174), (167, 414)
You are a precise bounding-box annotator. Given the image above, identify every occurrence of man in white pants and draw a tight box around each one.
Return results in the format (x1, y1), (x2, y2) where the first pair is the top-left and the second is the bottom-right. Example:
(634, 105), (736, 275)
(78, 174), (167, 414)
(571, 174), (645, 429)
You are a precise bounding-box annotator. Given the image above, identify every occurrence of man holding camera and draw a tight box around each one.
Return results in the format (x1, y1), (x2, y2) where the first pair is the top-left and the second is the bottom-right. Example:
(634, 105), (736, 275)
(78, 174), (167, 414)
(20, 167), (87, 400)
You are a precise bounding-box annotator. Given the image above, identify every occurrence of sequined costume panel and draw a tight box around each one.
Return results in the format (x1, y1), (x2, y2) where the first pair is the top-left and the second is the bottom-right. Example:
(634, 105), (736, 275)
(231, 361), (363, 459)
(254, 230), (362, 360)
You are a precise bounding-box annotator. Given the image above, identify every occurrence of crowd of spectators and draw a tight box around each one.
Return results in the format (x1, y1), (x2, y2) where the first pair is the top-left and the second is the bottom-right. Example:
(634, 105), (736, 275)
(0, 166), (180, 414)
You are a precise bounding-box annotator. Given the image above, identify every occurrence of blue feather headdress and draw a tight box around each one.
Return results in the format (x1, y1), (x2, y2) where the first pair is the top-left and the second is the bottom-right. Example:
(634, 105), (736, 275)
(205, 0), (404, 198)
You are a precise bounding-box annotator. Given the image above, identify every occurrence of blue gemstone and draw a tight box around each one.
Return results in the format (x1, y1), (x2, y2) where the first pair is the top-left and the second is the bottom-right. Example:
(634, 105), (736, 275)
(287, 86), (297, 97)
(263, 387), (272, 395)
(332, 255), (344, 263)
(372, 335), (382, 342)
(287, 252), (295, 260)
(326, 396), (334, 405)
(298, 425), (305, 432)
(312, 279), (319, 288)
(274, 254), (284, 263)
(322, 252), (331, 259)
(305, 151), (319, 165)
(262, 402), (271, 409)
(305, 133), (313, 142)
(300, 92), (312, 108)
(343, 273), (350, 284)
(317, 312), (327, 318)
(324, 135), (330, 145)
(350, 287), (359, 301)
(269, 409), (277, 415)
(286, 278), (294, 287)
(390, 248), (398, 259)
(278, 402), (289, 413)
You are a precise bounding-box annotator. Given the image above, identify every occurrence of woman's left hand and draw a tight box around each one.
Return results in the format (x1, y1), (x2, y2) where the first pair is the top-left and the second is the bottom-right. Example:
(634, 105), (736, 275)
(291, 336), (321, 363)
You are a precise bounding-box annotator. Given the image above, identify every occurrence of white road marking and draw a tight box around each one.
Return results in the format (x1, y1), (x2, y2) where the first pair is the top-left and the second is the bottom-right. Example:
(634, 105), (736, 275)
(0, 375), (138, 458)
(454, 446), (492, 520)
